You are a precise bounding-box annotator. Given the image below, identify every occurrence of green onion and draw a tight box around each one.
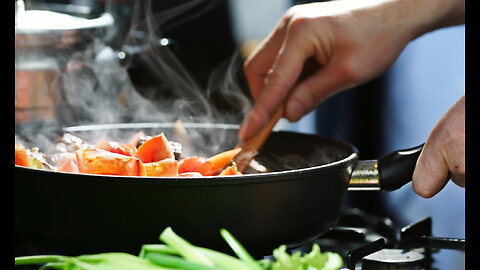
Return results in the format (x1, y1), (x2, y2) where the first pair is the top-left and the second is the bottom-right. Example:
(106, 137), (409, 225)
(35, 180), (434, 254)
(141, 244), (258, 270)
(145, 252), (221, 270)
(159, 227), (215, 267)
(15, 255), (66, 266)
(139, 244), (178, 258)
(196, 246), (257, 270)
(219, 229), (263, 270)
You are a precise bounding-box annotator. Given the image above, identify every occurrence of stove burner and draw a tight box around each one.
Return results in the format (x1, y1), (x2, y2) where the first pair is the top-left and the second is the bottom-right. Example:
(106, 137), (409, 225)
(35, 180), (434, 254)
(362, 249), (424, 270)
(342, 215), (465, 270)
(283, 209), (465, 270)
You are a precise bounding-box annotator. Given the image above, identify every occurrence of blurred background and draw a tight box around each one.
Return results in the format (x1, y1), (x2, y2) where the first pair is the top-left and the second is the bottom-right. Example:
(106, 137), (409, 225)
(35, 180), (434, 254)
(15, 0), (465, 268)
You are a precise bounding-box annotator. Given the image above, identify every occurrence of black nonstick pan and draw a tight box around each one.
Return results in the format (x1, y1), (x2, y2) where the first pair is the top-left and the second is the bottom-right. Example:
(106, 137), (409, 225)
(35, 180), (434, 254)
(15, 122), (423, 258)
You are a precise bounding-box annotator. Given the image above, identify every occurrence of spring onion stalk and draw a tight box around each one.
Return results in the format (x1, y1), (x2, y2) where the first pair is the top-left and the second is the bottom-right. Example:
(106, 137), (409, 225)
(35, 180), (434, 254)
(16, 253), (173, 270)
(140, 244), (259, 270)
(219, 229), (263, 270)
(196, 246), (258, 270)
(39, 261), (66, 270)
(159, 227), (215, 267)
(139, 244), (178, 258)
(15, 255), (66, 266)
(144, 252), (221, 270)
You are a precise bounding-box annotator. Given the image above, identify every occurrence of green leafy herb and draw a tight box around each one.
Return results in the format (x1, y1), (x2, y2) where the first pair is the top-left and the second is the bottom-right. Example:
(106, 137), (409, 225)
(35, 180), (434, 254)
(271, 244), (343, 270)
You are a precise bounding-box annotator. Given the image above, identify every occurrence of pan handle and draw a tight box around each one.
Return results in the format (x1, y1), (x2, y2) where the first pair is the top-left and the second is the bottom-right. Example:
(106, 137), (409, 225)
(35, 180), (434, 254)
(378, 143), (424, 191)
(349, 144), (424, 191)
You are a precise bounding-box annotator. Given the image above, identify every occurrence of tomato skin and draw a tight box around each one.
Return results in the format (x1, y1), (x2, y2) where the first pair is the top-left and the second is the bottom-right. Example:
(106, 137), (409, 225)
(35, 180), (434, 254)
(76, 149), (146, 176)
(143, 158), (178, 177)
(203, 148), (242, 176)
(15, 144), (29, 167)
(178, 156), (207, 174)
(95, 141), (138, 157)
(178, 148), (241, 176)
(136, 133), (174, 163)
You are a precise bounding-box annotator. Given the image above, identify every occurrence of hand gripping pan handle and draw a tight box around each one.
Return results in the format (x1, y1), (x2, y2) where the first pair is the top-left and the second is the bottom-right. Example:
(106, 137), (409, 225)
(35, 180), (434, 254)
(349, 144), (424, 191)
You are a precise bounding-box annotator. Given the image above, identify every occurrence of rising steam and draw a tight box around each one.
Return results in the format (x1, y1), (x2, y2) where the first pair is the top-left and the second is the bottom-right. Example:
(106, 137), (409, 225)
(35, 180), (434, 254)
(15, 0), (253, 153)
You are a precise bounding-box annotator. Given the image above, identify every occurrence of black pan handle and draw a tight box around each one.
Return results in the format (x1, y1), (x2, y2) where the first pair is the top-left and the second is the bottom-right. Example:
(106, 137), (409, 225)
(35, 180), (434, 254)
(349, 143), (424, 191)
(378, 143), (424, 191)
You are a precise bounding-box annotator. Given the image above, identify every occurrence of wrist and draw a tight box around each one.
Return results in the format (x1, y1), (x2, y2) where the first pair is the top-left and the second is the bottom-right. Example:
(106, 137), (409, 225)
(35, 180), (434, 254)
(402, 0), (465, 39)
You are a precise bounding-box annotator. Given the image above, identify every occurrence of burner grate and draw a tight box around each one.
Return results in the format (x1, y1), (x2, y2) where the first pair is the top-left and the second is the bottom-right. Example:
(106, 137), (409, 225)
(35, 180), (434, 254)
(345, 216), (465, 270)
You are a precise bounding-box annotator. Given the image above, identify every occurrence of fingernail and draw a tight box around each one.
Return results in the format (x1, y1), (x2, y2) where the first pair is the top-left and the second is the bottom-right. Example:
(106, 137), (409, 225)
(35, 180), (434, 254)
(286, 99), (306, 121)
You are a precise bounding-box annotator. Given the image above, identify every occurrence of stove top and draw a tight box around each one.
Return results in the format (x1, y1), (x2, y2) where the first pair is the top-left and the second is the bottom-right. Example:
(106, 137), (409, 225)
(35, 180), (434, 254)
(281, 208), (465, 270)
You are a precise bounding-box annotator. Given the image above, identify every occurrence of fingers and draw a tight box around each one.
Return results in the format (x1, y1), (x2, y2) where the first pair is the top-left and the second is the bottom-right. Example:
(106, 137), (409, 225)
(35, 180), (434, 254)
(243, 14), (291, 100)
(284, 63), (350, 121)
(239, 19), (317, 140)
(412, 95), (465, 198)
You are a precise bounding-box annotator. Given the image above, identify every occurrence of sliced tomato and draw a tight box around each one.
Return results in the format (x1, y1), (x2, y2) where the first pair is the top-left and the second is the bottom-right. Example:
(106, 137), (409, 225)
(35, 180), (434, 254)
(178, 156), (207, 174)
(202, 148), (242, 176)
(143, 158), (178, 177)
(178, 148), (241, 176)
(15, 143), (29, 167)
(219, 165), (241, 176)
(178, 172), (204, 177)
(57, 159), (79, 173)
(95, 140), (138, 157)
(76, 149), (146, 176)
(135, 133), (174, 163)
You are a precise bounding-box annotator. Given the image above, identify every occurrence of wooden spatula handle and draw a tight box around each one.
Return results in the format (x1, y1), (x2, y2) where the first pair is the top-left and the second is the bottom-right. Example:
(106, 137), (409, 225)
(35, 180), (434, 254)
(240, 105), (284, 150)
(234, 105), (284, 172)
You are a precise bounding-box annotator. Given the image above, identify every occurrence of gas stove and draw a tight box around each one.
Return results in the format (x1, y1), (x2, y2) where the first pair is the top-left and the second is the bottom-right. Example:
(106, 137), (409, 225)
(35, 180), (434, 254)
(280, 208), (465, 270)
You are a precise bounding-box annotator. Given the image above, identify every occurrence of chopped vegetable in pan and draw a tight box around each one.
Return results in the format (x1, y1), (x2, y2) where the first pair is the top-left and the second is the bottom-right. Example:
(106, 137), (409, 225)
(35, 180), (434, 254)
(15, 131), (242, 178)
(15, 227), (344, 270)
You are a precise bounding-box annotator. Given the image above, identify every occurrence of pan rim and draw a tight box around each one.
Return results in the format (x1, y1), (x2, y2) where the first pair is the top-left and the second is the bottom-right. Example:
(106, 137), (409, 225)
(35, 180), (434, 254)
(16, 122), (359, 185)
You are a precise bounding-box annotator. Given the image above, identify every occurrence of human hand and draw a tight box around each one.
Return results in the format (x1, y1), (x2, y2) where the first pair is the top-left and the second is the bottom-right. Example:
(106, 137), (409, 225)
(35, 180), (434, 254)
(238, 0), (465, 141)
(238, 0), (415, 140)
(412, 95), (465, 198)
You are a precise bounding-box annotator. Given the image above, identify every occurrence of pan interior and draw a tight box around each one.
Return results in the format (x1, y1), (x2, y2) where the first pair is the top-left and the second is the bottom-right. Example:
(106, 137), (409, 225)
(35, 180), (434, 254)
(61, 122), (356, 174)
(257, 131), (355, 172)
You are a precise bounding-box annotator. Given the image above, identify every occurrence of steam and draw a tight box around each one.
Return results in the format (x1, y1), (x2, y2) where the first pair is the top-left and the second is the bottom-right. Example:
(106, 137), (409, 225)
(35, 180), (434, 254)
(15, 0), (253, 154)
(121, 0), (251, 123)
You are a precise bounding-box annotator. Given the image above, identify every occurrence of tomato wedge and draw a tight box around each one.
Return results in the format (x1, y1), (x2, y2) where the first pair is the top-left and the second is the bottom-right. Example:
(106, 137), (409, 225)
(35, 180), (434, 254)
(178, 156), (207, 174)
(178, 148), (241, 176)
(95, 140), (138, 157)
(57, 159), (79, 173)
(135, 133), (174, 163)
(143, 158), (178, 177)
(202, 148), (241, 176)
(15, 143), (29, 167)
(219, 165), (241, 176)
(76, 149), (146, 176)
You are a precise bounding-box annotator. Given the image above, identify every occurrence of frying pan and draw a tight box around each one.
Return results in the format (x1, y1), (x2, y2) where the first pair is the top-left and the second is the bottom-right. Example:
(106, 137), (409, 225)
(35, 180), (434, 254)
(15, 122), (423, 258)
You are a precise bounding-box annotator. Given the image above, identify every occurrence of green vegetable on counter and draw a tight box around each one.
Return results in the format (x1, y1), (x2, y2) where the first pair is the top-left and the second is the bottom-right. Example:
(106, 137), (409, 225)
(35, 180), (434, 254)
(15, 227), (343, 270)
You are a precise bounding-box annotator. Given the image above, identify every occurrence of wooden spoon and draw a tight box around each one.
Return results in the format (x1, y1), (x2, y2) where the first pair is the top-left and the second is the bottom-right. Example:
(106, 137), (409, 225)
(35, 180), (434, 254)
(234, 105), (284, 172)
